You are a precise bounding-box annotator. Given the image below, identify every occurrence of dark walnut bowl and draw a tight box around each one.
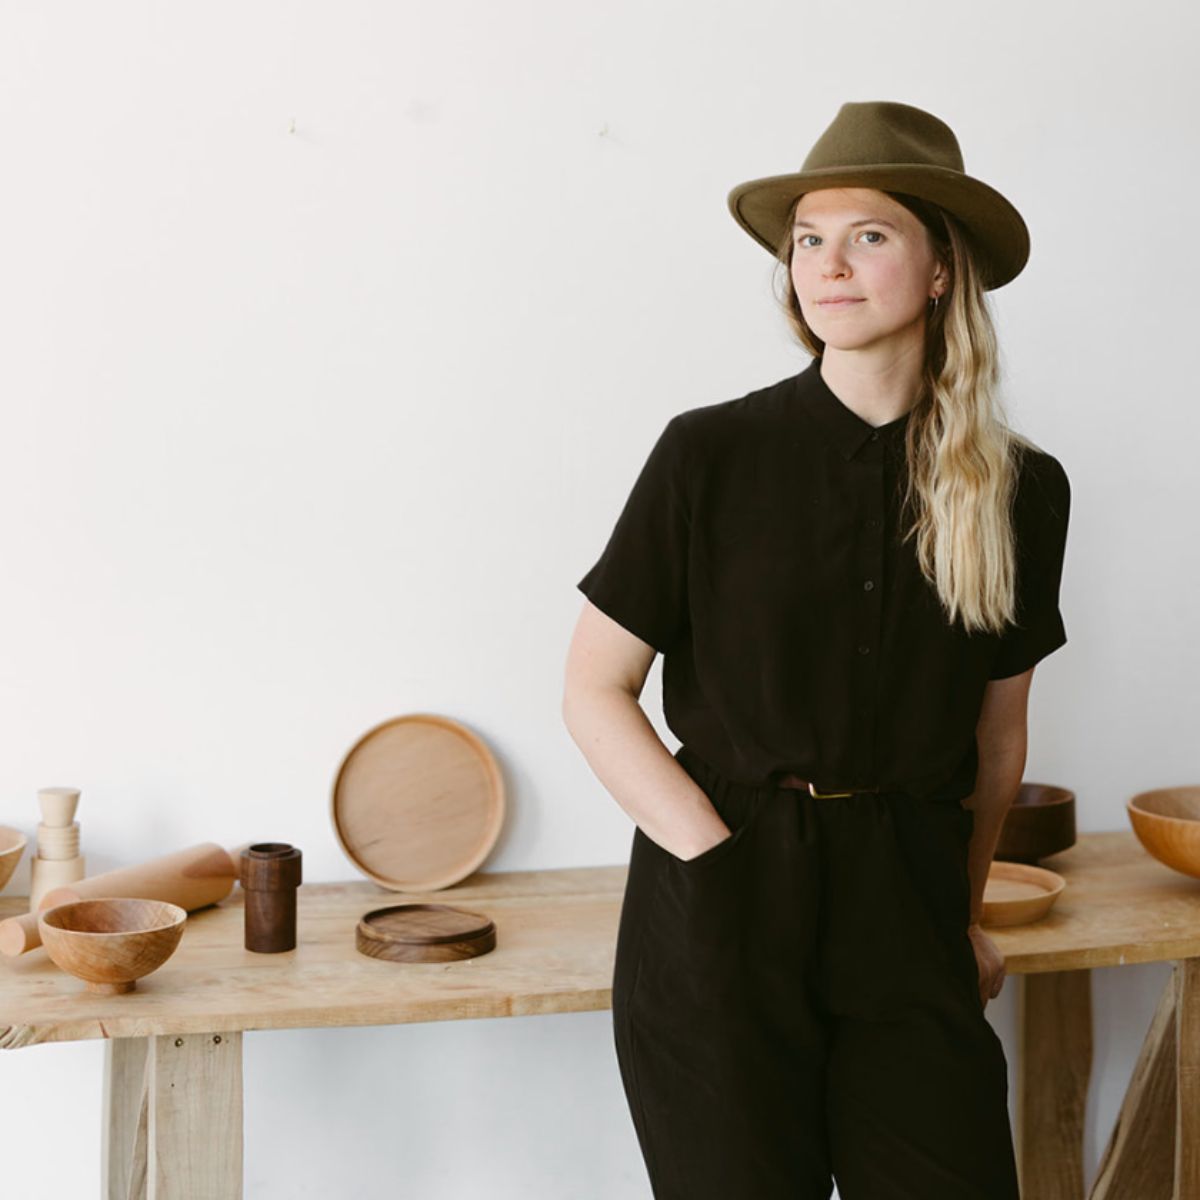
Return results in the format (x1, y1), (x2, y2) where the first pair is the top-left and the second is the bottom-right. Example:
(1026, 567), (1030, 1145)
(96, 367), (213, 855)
(994, 782), (1076, 865)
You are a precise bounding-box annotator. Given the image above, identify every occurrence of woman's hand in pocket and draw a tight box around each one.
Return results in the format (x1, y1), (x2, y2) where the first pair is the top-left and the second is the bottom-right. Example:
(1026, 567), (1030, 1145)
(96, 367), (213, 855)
(671, 823), (734, 864)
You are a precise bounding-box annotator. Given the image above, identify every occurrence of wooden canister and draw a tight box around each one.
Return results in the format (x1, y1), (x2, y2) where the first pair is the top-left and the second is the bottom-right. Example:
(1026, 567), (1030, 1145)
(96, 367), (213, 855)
(239, 843), (302, 953)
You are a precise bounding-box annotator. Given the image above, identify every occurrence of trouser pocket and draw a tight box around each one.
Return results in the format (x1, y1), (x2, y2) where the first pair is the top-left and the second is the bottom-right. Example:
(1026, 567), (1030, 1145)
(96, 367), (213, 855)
(629, 772), (766, 1014)
(612, 771), (795, 1198)
(890, 794), (981, 1009)
(612, 825), (665, 1011)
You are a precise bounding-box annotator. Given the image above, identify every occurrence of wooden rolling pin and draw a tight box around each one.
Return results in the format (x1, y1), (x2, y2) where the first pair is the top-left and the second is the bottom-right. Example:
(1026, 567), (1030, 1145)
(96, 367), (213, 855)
(0, 842), (238, 957)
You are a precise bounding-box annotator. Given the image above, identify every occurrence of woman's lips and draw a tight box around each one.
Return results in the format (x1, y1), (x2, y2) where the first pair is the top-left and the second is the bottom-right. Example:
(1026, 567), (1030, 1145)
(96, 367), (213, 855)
(817, 298), (864, 308)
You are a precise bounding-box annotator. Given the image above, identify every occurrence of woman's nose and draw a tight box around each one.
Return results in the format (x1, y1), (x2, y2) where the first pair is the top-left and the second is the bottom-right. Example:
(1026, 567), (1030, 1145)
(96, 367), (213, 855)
(821, 250), (850, 278)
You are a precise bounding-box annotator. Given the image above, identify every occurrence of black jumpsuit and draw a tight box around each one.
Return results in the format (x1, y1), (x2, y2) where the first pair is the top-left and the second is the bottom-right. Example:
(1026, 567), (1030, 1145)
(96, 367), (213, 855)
(576, 356), (1071, 1199)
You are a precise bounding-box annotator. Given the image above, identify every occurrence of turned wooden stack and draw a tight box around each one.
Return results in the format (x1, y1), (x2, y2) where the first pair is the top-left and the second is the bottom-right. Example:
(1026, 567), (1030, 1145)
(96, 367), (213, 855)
(29, 787), (86, 912)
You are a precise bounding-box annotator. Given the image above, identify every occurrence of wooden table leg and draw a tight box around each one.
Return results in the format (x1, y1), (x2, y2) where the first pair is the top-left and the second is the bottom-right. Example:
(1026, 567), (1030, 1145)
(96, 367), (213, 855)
(147, 1032), (243, 1199)
(103, 1037), (150, 1200)
(1090, 962), (1187, 1199)
(104, 1032), (243, 1200)
(1014, 968), (1093, 1200)
(1173, 958), (1200, 1199)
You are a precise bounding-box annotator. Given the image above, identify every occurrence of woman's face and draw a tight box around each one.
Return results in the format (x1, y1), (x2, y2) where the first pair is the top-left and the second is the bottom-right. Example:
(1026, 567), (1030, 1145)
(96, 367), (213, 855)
(790, 187), (944, 354)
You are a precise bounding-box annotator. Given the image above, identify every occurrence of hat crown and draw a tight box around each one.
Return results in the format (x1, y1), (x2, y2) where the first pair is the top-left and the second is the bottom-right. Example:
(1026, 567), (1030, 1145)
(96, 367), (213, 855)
(801, 101), (965, 174)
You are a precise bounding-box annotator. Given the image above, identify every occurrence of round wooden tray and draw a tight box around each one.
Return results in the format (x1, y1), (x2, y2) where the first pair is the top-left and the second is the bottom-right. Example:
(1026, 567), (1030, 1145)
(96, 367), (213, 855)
(356, 902), (496, 962)
(981, 861), (1066, 926)
(331, 713), (505, 891)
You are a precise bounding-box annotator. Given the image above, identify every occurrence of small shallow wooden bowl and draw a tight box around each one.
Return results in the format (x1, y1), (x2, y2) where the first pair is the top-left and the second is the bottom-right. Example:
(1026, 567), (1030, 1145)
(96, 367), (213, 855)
(993, 782), (1076, 864)
(0, 827), (27, 892)
(981, 861), (1066, 926)
(38, 898), (188, 994)
(1127, 787), (1200, 880)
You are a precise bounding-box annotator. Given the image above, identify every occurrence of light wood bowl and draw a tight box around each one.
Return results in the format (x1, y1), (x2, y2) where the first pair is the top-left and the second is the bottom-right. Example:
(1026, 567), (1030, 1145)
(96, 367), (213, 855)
(0, 827), (27, 892)
(38, 898), (187, 994)
(1127, 787), (1200, 880)
(981, 860), (1066, 926)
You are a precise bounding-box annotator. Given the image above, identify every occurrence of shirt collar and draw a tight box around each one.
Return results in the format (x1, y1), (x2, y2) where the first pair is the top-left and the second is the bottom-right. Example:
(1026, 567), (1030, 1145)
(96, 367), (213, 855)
(796, 356), (913, 461)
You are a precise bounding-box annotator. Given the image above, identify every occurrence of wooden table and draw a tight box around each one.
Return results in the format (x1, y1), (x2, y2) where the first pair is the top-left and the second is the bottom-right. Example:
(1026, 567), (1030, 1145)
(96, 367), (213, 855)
(0, 831), (1195, 1200)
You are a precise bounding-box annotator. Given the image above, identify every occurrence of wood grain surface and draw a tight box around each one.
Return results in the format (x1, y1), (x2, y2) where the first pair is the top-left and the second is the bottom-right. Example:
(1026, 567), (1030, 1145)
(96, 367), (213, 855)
(0, 831), (1198, 1049)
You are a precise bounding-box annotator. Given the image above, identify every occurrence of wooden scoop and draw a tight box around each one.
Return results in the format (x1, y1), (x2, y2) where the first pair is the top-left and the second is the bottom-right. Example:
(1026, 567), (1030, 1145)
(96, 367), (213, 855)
(0, 842), (237, 957)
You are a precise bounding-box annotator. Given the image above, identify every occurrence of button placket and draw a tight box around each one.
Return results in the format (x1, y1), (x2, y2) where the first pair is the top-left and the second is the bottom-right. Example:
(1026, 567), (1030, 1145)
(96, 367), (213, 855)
(852, 440), (886, 783)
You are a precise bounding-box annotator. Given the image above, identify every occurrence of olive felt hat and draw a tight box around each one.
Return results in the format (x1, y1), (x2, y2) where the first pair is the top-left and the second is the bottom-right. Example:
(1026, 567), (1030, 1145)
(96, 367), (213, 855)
(727, 100), (1029, 290)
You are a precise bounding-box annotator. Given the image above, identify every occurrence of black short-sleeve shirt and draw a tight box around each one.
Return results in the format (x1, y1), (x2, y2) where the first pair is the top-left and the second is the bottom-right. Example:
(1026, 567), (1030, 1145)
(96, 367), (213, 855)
(576, 356), (1071, 799)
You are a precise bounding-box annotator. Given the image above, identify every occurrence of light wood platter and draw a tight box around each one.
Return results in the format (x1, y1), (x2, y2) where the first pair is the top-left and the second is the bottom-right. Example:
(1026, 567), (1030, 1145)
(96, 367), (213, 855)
(982, 860), (1066, 927)
(331, 713), (505, 892)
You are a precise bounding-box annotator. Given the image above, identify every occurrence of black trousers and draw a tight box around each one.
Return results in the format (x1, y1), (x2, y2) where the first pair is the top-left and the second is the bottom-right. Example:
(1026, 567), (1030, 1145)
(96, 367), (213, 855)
(611, 744), (1020, 1200)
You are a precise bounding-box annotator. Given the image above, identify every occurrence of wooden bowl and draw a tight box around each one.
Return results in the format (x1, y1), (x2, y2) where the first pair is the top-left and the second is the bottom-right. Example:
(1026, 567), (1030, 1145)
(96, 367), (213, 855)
(1127, 787), (1200, 880)
(981, 861), (1066, 926)
(38, 898), (187, 994)
(0, 827), (27, 892)
(993, 782), (1076, 864)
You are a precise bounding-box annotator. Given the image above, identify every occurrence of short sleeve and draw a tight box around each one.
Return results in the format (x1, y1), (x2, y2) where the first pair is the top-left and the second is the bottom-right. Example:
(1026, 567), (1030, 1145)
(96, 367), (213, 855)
(989, 451), (1072, 680)
(576, 414), (691, 654)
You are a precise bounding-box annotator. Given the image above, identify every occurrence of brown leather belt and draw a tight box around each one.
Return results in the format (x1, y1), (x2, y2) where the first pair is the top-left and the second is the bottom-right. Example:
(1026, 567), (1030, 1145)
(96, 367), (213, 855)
(776, 772), (882, 798)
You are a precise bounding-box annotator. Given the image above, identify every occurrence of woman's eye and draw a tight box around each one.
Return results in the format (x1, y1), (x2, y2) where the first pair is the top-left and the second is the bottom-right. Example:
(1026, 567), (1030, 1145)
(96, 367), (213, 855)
(795, 230), (885, 247)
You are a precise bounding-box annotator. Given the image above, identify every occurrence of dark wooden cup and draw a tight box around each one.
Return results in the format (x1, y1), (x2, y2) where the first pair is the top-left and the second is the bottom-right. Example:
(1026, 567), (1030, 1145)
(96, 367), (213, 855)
(240, 843), (302, 953)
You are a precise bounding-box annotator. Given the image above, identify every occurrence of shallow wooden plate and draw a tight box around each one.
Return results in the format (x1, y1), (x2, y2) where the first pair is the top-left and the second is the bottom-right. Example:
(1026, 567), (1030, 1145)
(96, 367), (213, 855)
(356, 902), (496, 962)
(331, 713), (505, 892)
(981, 860), (1065, 927)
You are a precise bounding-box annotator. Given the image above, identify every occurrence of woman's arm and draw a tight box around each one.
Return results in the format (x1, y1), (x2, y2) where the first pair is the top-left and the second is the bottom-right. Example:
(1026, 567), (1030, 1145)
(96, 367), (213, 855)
(562, 600), (733, 862)
(965, 667), (1034, 924)
(963, 667), (1035, 1006)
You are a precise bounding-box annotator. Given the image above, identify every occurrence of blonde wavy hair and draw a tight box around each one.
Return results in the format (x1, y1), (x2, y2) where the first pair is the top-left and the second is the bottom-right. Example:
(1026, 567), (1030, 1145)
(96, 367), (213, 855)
(773, 190), (1041, 637)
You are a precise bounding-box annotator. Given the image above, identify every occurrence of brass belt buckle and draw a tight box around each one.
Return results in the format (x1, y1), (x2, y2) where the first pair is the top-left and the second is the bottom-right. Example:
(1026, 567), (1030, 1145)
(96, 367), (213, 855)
(808, 781), (856, 799)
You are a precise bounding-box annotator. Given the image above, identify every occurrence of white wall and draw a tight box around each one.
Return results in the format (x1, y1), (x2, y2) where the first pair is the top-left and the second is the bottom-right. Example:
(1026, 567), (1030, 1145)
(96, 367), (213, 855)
(0, 1), (1196, 1196)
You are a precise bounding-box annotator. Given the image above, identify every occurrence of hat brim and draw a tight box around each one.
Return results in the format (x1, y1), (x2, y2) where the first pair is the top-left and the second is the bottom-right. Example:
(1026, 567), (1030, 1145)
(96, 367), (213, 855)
(727, 164), (1029, 290)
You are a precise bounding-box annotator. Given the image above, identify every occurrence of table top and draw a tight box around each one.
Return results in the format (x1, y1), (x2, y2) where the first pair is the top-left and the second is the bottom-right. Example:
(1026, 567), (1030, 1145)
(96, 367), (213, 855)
(1, 830), (1197, 1049)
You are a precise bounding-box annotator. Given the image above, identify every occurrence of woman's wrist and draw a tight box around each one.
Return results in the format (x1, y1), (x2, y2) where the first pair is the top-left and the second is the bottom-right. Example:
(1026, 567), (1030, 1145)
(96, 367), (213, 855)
(676, 824), (733, 861)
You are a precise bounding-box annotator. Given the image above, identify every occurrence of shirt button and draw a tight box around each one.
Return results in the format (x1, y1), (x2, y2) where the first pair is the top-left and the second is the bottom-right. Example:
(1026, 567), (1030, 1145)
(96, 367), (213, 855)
(857, 644), (871, 655)
(864, 518), (879, 529)
(869, 431), (879, 441)
(863, 580), (875, 591)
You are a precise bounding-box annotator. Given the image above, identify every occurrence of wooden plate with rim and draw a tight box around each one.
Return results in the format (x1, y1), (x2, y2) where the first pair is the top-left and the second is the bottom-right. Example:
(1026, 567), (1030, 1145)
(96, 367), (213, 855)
(356, 902), (496, 962)
(331, 713), (505, 892)
(980, 860), (1065, 927)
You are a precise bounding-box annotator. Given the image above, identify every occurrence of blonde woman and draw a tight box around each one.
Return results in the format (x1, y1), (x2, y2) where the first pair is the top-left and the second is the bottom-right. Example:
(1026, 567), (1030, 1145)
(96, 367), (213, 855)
(563, 101), (1070, 1199)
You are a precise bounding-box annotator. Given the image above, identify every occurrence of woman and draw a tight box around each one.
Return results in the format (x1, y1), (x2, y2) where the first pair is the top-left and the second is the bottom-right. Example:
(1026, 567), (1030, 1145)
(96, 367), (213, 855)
(562, 101), (1070, 1200)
